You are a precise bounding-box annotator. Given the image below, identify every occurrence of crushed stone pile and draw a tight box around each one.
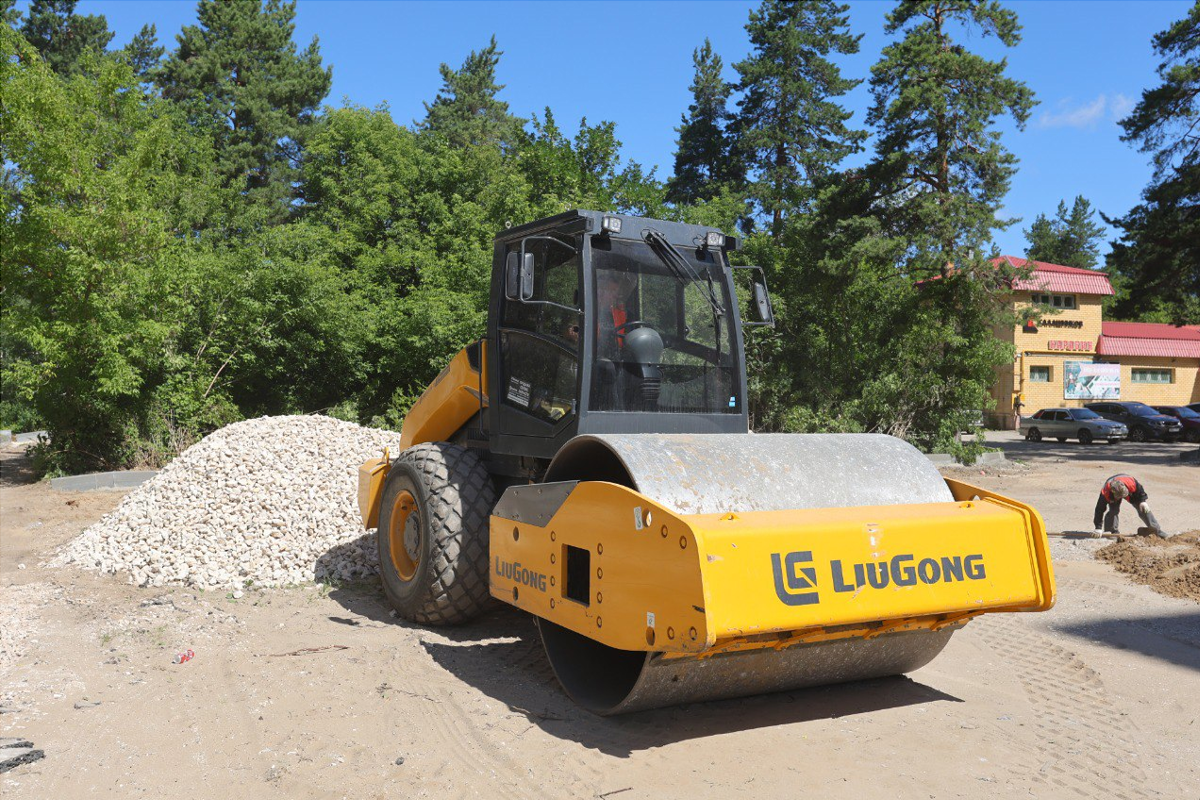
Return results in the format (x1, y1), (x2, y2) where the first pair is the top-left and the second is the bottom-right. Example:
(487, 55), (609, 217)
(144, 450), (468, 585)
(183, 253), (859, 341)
(1096, 530), (1200, 602)
(57, 416), (399, 590)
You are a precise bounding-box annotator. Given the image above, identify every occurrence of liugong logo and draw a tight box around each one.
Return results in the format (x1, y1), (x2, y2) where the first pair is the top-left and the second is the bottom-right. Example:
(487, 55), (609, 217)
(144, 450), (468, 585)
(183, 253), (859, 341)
(771, 551), (987, 606)
(771, 551), (820, 606)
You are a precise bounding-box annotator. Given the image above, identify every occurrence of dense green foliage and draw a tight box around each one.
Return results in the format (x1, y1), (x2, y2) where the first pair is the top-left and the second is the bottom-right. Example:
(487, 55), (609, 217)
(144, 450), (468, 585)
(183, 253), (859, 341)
(666, 39), (740, 205)
(420, 35), (524, 151)
(156, 0), (332, 224)
(2, 27), (222, 469)
(12, 0), (1175, 472)
(17, 0), (113, 76)
(1024, 196), (1106, 270)
(734, 0), (864, 234)
(1107, 1), (1200, 324)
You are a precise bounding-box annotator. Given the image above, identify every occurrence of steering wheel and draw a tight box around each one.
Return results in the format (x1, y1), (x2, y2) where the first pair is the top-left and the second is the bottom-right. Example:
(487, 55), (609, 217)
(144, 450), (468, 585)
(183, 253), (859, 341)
(613, 320), (652, 335)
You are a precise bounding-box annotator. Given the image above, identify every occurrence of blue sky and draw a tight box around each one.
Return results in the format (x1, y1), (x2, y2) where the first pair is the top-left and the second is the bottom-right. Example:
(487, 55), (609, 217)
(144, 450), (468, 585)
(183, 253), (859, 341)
(73, 0), (1192, 259)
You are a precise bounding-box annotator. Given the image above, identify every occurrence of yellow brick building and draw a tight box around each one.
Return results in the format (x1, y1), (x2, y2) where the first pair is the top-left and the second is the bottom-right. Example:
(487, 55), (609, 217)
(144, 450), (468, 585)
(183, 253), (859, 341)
(987, 257), (1200, 428)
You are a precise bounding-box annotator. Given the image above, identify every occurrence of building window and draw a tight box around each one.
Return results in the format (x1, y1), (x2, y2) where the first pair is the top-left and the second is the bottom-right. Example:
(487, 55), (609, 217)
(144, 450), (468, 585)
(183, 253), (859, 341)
(1131, 368), (1173, 384)
(1030, 293), (1077, 310)
(1029, 365), (1052, 383)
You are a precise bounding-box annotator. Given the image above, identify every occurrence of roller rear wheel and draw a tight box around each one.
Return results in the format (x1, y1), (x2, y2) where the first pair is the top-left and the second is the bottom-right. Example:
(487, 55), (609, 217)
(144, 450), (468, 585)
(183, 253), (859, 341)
(377, 443), (495, 625)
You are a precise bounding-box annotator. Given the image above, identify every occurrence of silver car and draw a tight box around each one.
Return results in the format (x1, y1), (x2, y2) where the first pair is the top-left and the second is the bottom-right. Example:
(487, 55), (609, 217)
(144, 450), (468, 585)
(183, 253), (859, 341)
(1025, 407), (1128, 444)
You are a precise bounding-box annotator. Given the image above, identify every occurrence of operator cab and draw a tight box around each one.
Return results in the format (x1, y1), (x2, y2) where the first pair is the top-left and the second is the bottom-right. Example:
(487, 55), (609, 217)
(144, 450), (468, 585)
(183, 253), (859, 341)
(487, 210), (773, 461)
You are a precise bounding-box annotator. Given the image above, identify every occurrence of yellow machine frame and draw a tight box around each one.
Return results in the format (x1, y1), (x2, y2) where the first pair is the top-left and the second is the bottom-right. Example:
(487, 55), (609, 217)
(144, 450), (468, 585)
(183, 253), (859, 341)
(358, 343), (488, 527)
(398, 343), (487, 451)
(488, 477), (1054, 658)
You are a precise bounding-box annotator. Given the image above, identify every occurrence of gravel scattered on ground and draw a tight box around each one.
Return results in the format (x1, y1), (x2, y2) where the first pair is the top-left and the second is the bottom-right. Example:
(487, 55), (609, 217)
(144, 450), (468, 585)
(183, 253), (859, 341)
(0, 584), (54, 671)
(55, 416), (399, 590)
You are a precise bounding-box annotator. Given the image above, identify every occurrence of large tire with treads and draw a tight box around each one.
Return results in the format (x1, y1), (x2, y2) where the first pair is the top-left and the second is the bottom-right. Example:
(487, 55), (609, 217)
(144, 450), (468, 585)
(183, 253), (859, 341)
(377, 442), (495, 625)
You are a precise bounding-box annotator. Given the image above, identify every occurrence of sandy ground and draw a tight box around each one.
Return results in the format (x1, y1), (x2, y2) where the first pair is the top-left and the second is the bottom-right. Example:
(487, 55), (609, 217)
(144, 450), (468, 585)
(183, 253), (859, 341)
(2, 434), (1198, 799)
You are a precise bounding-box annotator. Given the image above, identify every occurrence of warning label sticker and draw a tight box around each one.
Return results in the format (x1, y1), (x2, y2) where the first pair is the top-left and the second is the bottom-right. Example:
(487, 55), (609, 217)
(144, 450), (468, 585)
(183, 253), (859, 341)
(506, 377), (532, 407)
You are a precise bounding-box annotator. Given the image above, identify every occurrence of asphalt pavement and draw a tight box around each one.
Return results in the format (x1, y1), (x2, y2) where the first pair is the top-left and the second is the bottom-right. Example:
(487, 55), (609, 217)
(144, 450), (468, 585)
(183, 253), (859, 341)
(983, 428), (1198, 469)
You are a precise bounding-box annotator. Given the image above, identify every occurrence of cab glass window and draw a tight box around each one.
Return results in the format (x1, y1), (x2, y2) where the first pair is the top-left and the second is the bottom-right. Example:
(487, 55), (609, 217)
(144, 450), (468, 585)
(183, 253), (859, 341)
(588, 236), (737, 414)
(499, 236), (581, 424)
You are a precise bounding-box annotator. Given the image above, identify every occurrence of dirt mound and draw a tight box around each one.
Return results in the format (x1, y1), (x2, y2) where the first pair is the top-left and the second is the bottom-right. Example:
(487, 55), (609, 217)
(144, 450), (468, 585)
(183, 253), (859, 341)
(1096, 531), (1200, 602)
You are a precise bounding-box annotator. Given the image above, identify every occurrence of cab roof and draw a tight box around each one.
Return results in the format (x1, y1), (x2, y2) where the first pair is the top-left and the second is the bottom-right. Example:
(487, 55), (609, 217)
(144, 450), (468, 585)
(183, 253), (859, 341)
(496, 210), (737, 251)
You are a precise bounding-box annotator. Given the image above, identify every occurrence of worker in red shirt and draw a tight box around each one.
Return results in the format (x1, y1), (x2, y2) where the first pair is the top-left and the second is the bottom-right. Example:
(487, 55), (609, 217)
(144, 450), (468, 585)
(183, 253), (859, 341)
(1093, 475), (1166, 538)
(596, 270), (637, 358)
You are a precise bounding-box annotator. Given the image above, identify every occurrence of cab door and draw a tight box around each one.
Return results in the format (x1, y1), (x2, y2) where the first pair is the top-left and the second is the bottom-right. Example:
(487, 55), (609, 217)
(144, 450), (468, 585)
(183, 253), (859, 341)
(493, 234), (583, 458)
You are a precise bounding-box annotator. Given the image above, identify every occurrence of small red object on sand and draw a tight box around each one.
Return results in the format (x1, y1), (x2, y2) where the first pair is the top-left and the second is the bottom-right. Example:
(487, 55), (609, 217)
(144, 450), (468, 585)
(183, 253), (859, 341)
(172, 649), (195, 665)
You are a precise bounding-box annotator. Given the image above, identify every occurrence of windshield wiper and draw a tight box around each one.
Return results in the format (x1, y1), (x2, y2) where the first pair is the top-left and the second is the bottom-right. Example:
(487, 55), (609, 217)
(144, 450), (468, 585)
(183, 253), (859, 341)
(642, 228), (725, 316)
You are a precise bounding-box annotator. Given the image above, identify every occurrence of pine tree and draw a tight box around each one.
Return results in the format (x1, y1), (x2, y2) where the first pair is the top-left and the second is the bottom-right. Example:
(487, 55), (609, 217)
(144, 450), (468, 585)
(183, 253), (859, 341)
(155, 0), (331, 222)
(860, 0), (1035, 448)
(2, 1), (21, 28)
(667, 39), (739, 205)
(733, 0), (864, 235)
(867, 0), (1035, 277)
(121, 24), (164, 81)
(1024, 196), (1106, 268)
(17, 0), (113, 76)
(420, 36), (524, 150)
(1107, 2), (1199, 322)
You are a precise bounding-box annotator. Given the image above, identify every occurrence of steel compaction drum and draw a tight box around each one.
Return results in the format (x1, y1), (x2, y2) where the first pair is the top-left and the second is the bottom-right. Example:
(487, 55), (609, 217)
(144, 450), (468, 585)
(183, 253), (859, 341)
(538, 433), (958, 714)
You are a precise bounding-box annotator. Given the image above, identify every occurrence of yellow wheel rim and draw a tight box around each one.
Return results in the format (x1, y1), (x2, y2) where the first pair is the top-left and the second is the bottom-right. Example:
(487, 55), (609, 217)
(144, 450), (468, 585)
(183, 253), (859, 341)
(388, 490), (420, 581)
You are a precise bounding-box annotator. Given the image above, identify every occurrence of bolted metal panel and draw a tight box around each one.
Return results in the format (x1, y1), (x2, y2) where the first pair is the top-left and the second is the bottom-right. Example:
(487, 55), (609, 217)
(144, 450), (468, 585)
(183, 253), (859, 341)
(492, 481), (579, 527)
(545, 432), (953, 515)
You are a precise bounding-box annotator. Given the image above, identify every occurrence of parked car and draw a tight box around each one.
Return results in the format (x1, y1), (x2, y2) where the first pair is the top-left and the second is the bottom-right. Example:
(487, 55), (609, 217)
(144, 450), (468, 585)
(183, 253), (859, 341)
(1084, 401), (1184, 442)
(1154, 405), (1200, 443)
(1024, 408), (1128, 444)
(1189, 402), (1200, 415)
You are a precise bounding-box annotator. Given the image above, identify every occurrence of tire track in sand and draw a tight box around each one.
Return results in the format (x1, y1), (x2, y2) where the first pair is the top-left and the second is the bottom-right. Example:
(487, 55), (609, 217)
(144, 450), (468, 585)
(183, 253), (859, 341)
(974, 615), (1177, 799)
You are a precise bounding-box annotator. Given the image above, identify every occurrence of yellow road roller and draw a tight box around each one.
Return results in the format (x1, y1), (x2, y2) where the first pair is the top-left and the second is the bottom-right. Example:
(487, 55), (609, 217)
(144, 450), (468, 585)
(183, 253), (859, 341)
(358, 210), (1055, 715)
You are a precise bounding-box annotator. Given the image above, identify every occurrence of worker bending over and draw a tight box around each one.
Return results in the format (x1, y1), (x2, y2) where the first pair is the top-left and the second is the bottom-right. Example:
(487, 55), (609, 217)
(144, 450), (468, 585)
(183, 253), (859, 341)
(1093, 475), (1166, 538)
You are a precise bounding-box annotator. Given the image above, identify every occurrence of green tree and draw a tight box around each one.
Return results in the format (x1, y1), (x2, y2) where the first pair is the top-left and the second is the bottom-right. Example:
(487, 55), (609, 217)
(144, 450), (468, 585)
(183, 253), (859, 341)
(868, 0), (1035, 277)
(15, 0), (113, 76)
(733, 0), (864, 234)
(1107, 2), (1200, 323)
(857, 0), (1035, 451)
(1, 1), (21, 28)
(518, 109), (665, 217)
(419, 36), (524, 150)
(1, 27), (223, 472)
(155, 0), (332, 223)
(120, 23), (164, 81)
(1023, 196), (1106, 268)
(667, 39), (740, 205)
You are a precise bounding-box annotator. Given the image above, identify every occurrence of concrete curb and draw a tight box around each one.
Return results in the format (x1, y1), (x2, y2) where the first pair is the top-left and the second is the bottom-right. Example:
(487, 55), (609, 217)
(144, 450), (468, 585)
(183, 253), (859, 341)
(927, 451), (1007, 467)
(50, 471), (157, 492)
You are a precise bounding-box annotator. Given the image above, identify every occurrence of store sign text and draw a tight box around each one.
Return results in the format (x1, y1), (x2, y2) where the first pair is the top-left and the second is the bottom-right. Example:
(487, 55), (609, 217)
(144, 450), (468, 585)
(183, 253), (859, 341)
(1047, 340), (1093, 352)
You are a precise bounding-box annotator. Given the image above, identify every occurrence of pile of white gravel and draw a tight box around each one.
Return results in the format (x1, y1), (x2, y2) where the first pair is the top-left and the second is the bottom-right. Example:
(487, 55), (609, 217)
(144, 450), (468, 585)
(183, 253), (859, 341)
(56, 416), (400, 590)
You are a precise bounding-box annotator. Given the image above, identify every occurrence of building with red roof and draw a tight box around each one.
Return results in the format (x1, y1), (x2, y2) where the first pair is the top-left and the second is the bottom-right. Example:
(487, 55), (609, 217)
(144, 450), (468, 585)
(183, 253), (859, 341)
(994, 255), (1116, 297)
(987, 258), (1199, 429)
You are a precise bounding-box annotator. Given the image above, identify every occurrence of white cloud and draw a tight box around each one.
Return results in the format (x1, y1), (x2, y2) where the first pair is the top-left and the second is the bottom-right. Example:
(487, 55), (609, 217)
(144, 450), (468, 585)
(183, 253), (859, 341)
(1108, 93), (1134, 121)
(1036, 94), (1132, 129)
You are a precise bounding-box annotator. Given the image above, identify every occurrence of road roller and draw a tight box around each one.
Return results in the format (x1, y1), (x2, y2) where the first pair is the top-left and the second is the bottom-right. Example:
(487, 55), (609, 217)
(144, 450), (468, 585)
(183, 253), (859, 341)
(358, 210), (1056, 715)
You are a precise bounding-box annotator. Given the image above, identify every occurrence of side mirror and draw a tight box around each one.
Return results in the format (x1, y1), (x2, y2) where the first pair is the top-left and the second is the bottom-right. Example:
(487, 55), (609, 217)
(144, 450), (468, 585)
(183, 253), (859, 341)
(505, 251), (535, 301)
(734, 265), (775, 328)
(752, 281), (773, 325)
